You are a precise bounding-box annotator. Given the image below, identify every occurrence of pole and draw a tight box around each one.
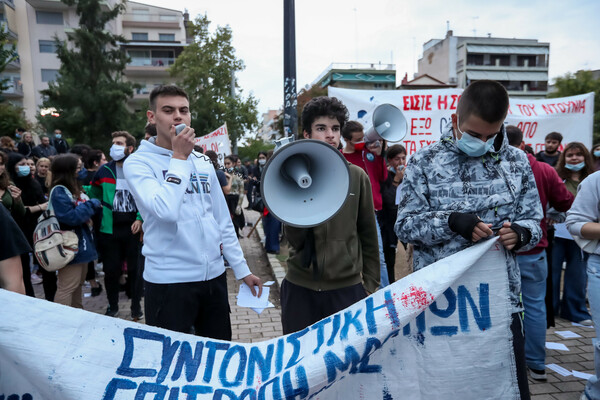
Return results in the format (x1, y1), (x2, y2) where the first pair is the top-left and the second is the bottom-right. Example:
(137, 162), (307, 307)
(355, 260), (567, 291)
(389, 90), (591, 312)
(283, 0), (298, 139)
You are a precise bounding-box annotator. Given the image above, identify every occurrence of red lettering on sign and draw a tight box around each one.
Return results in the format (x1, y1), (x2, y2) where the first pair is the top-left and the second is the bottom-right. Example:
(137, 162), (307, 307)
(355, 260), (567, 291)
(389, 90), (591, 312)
(410, 118), (433, 136)
(438, 95), (448, 110)
(450, 95), (460, 110)
(403, 140), (417, 155)
(400, 285), (434, 310)
(517, 122), (538, 139)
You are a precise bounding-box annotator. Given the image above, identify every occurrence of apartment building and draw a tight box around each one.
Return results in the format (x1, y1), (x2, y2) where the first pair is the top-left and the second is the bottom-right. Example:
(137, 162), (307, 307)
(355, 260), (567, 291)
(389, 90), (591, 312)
(0, 0), (186, 122)
(418, 30), (549, 98)
(312, 62), (396, 90)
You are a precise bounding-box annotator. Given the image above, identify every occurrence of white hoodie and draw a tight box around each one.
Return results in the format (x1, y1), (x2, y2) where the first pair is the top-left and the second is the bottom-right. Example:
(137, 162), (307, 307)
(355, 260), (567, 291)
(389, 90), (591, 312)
(123, 138), (251, 284)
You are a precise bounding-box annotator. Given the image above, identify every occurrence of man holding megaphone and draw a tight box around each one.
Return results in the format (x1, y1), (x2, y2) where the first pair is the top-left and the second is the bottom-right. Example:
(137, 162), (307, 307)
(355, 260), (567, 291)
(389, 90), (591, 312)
(280, 96), (380, 335)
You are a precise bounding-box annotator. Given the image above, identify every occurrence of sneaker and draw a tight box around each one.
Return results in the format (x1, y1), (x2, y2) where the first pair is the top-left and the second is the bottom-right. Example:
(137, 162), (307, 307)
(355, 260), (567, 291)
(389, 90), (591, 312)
(528, 367), (547, 381)
(105, 307), (119, 318)
(131, 310), (144, 321)
(91, 283), (103, 297)
(578, 319), (594, 326)
(30, 273), (43, 285)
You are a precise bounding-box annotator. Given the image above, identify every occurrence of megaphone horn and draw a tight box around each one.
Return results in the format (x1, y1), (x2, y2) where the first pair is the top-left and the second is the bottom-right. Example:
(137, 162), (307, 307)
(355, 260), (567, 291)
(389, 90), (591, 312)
(261, 138), (350, 228)
(364, 103), (408, 143)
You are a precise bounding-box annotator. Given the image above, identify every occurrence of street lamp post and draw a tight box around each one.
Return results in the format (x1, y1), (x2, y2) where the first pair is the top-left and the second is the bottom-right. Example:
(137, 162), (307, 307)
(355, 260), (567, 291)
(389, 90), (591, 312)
(283, 0), (298, 139)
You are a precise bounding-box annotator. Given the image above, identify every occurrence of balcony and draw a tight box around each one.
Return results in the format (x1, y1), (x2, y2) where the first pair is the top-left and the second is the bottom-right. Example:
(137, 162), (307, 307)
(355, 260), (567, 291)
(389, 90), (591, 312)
(0, 22), (17, 39)
(121, 12), (180, 29)
(2, 77), (23, 97)
(125, 57), (173, 77)
(2, 0), (15, 9)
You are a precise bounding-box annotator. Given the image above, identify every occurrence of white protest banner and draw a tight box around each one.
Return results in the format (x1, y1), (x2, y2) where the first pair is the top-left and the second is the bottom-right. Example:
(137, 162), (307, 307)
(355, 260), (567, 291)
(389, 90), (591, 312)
(195, 123), (232, 163)
(0, 238), (521, 399)
(329, 86), (594, 156)
(505, 93), (594, 153)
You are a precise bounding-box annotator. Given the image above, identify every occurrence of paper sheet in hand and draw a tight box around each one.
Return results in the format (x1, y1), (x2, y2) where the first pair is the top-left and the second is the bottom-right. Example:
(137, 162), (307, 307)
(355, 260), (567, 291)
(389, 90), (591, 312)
(237, 283), (270, 308)
(555, 330), (582, 339)
(546, 342), (569, 351)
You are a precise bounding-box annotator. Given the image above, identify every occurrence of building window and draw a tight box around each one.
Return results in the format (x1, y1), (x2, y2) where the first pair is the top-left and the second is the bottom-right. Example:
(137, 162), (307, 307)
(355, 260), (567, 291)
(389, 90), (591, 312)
(159, 33), (175, 42)
(39, 40), (58, 53)
(41, 69), (59, 82)
(466, 54), (484, 66)
(36, 11), (64, 25)
(490, 54), (510, 67)
(131, 8), (150, 21)
(132, 32), (148, 41)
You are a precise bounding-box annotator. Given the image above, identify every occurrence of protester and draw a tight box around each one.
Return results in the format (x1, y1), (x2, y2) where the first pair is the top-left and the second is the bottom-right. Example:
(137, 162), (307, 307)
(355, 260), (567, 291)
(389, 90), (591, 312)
(380, 143), (407, 283)
(81, 148), (106, 297)
(224, 155), (245, 238)
(17, 132), (35, 157)
(342, 120), (390, 287)
(592, 143), (600, 171)
(248, 151), (267, 209)
(49, 154), (101, 308)
(536, 132), (563, 167)
(0, 151), (25, 218)
(551, 142), (594, 324)
(205, 150), (231, 195)
(144, 123), (156, 141)
(280, 96), (379, 334)
(52, 129), (69, 154)
(88, 131), (143, 319)
(506, 125), (574, 381)
(1, 136), (18, 154)
(565, 171), (600, 400)
(0, 204), (29, 294)
(395, 80), (542, 398)
(7, 152), (47, 297)
(32, 136), (58, 160)
(35, 158), (50, 196)
(124, 84), (262, 338)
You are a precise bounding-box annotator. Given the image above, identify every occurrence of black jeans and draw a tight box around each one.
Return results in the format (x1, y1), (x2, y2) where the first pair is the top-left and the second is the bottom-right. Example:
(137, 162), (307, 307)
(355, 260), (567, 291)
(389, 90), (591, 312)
(144, 272), (232, 340)
(280, 279), (367, 335)
(100, 231), (141, 313)
(511, 312), (531, 400)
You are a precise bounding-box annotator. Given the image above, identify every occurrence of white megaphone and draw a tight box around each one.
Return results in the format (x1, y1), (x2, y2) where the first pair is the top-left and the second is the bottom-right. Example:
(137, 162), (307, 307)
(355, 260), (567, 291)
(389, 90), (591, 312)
(364, 103), (408, 143)
(261, 137), (350, 228)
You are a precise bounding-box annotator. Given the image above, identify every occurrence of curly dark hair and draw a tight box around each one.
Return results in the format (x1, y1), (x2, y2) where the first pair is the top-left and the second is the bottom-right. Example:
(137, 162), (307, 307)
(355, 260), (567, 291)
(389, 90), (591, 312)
(301, 96), (349, 135)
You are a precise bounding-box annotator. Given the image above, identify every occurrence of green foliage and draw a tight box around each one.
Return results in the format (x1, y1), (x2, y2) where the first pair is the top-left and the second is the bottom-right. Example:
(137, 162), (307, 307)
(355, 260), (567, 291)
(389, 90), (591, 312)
(169, 15), (258, 151)
(237, 138), (274, 162)
(549, 70), (600, 143)
(39, 0), (136, 149)
(0, 23), (18, 100)
(0, 102), (28, 136)
(274, 85), (328, 136)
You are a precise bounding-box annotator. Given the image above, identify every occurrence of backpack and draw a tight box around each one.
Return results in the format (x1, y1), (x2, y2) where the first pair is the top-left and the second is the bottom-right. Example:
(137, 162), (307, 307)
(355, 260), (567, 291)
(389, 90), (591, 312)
(33, 185), (79, 272)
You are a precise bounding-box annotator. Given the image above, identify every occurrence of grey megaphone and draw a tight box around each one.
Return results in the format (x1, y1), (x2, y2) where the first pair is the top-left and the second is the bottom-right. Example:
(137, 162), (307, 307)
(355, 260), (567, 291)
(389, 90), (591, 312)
(364, 103), (408, 143)
(261, 137), (350, 228)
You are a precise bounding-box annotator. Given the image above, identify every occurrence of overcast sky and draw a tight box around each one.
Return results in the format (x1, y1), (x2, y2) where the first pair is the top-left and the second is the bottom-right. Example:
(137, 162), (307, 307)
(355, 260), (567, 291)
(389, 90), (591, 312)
(140, 0), (600, 116)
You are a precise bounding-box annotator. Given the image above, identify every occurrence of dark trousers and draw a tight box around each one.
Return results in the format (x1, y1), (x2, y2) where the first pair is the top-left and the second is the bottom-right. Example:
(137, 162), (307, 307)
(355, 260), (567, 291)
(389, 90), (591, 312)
(383, 247), (396, 284)
(144, 272), (231, 340)
(545, 227), (555, 327)
(280, 279), (367, 334)
(100, 232), (141, 313)
(511, 312), (531, 400)
(20, 253), (34, 297)
(40, 267), (57, 301)
(263, 212), (281, 253)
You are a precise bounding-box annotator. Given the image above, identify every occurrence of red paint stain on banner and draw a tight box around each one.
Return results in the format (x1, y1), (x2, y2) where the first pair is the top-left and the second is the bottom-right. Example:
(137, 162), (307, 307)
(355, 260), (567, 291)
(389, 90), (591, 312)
(400, 285), (434, 310)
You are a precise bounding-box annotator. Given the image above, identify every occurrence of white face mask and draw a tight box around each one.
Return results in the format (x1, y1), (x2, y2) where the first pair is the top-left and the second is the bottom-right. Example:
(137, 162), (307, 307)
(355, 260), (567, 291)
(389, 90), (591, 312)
(110, 144), (126, 161)
(258, 159), (266, 166)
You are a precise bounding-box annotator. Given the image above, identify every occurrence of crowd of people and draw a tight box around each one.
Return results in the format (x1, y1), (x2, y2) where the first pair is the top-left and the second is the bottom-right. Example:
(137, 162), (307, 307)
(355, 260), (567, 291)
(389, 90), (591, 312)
(0, 82), (598, 399)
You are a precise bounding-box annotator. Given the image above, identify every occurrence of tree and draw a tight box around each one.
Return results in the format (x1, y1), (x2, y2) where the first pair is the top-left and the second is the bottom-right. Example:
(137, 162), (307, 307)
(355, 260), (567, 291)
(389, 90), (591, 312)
(274, 85), (327, 137)
(548, 70), (600, 143)
(169, 14), (258, 152)
(237, 138), (275, 162)
(39, 0), (136, 148)
(0, 102), (28, 136)
(0, 22), (18, 101)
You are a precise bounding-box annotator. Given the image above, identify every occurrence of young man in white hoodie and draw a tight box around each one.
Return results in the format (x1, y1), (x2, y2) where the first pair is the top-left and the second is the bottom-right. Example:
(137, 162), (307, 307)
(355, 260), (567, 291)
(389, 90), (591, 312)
(124, 85), (262, 339)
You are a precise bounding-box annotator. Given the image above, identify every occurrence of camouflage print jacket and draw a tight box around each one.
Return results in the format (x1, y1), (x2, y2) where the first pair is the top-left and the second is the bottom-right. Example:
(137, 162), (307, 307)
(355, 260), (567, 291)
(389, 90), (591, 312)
(394, 123), (543, 309)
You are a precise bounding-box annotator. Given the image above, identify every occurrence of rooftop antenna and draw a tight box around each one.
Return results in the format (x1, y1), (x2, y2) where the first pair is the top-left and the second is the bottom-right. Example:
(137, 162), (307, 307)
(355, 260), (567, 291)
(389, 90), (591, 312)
(446, 20), (449, 33)
(471, 16), (479, 37)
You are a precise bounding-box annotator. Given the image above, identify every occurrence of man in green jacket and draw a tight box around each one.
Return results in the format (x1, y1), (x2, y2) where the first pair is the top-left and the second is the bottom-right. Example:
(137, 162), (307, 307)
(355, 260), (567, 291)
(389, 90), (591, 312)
(281, 96), (380, 334)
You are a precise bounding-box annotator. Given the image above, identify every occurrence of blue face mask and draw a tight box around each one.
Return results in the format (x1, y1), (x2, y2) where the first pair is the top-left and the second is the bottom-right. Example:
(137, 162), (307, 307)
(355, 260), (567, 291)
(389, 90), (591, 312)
(55, 134), (62, 139)
(17, 165), (30, 177)
(565, 162), (585, 171)
(594, 151), (600, 158)
(77, 166), (88, 181)
(455, 118), (497, 157)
